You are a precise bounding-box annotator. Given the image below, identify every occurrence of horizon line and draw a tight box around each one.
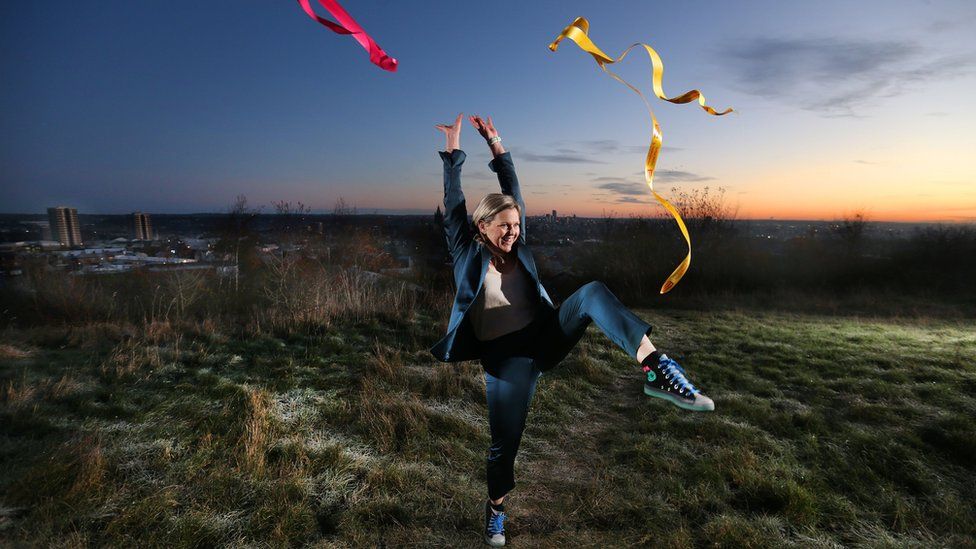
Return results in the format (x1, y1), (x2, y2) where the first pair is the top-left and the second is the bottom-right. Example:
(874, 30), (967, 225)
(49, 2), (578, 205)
(0, 210), (970, 225)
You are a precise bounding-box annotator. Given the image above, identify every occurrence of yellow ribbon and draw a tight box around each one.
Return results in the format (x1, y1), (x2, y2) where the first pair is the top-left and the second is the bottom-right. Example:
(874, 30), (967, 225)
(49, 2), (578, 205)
(548, 16), (732, 294)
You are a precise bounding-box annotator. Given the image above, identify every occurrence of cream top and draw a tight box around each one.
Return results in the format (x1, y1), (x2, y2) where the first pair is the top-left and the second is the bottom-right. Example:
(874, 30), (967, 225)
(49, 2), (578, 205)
(468, 257), (538, 342)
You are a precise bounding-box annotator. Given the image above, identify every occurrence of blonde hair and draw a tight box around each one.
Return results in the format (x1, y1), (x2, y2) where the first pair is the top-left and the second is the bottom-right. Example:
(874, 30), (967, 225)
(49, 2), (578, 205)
(471, 193), (521, 264)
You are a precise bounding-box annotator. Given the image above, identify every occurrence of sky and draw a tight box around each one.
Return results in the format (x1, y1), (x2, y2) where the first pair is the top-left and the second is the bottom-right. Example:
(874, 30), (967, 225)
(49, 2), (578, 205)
(2, 0), (975, 221)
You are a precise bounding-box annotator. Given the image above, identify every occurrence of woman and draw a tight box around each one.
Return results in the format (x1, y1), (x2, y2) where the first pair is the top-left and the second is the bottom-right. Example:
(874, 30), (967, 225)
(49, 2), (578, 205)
(431, 113), (714, 547)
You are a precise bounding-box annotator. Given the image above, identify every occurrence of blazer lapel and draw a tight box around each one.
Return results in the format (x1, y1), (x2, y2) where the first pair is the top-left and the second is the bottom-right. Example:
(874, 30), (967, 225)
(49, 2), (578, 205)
(476, 245), (491, 291)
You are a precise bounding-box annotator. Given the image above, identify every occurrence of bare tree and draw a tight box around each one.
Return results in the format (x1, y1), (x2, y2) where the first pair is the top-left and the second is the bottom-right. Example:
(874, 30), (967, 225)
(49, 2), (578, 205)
(214, 194), (261, 294)
(833, 210), (870, 254)
(667, 186), (738, 235)
(333, 196), (357, 216)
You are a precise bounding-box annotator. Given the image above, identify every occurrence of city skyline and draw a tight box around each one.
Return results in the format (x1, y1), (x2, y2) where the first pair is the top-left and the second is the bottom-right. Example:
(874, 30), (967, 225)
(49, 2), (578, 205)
(2, 1), (975, 222)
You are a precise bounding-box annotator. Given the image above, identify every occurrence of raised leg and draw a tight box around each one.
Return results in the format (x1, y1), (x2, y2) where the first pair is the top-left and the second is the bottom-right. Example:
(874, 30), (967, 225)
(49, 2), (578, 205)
(535, 281), (653, 370)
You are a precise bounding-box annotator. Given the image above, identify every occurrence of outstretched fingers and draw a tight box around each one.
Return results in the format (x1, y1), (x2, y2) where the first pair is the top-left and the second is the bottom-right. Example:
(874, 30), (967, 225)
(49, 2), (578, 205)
(436, 112), (464, 134)
(470, 115), (493, 139)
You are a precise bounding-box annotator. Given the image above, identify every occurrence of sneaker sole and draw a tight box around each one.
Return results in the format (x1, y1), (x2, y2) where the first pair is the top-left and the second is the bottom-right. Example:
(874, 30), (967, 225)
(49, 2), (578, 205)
(485, 535), (505, 547)
(643, 385), (714, 412)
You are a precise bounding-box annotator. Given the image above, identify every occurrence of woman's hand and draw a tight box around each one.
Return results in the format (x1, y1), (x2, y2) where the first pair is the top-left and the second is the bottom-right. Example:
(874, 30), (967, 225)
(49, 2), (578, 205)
(469, 115), (505, 156)
(435, 113), (463, 153)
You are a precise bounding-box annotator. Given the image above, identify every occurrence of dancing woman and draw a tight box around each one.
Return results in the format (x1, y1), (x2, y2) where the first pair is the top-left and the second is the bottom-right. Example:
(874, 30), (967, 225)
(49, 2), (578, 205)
(431, 113), (714, 547)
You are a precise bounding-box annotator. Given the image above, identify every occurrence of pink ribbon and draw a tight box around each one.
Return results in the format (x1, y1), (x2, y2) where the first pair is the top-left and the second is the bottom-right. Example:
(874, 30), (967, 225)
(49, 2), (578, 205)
(297, 0), (398, 72)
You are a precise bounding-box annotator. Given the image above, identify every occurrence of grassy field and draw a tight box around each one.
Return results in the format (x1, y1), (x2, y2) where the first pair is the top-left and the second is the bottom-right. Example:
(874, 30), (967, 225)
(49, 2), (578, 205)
(1, 309), (974, 547)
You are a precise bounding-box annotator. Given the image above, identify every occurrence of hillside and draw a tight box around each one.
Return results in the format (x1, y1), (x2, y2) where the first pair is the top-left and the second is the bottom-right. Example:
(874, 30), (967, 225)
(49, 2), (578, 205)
(1, 310), (974, 546)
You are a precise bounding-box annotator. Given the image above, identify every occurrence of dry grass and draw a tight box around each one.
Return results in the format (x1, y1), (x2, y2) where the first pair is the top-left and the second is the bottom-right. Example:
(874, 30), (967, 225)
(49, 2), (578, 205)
(65, 434), (108, 500)
(238, 386), (275, 476)
(2, 372), (80, 410)
(357, 376), (430, 454)
(2, 256), (974, 546)
(1, 372), (37, 410)
(0, 343), (32, 359)
(257, 265), (421, 334)
(365, 339), (404, 383)
(100, 339), (163, 380)
(423, 361), (484, 402)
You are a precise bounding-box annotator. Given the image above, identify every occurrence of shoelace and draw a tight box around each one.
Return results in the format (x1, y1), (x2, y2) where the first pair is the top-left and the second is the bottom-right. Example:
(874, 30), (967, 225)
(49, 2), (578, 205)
(488, 511), (506, 535)
(660, 356), (698, 395)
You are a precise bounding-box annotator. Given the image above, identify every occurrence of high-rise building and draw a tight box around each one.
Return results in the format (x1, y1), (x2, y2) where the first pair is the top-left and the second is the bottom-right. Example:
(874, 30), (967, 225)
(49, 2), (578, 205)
(47, 206), (83, 247)
(552, 209), (558, 221)
(133, 212), (153, 240)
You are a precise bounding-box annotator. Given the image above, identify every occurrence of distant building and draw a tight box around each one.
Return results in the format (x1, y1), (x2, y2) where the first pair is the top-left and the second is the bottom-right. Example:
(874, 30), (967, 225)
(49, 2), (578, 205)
(47, 206), (83, 247)
(133, 212), (153, 240)
(552, 209), (557, 221)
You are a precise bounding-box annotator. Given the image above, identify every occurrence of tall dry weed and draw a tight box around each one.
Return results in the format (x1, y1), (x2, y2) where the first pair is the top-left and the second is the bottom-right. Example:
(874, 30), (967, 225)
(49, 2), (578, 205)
(2, 371), (37, 410)
(66, 434), (108, 499)
(0, 343), (33, 359)
(424, 362), (484, 402)
(238, 386), (275, 476)
(357, 376), (429, 452)
(258, 263), (419, 332)
(2, 372), (79, 410)
(366, 339), (404, 382)
(100, 339), (163, 380)
(10, 433), (110, 508)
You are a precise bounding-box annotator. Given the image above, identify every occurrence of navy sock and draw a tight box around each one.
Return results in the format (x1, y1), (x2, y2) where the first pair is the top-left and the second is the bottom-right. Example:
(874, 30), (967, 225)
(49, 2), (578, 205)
(489, 500), (505, 514)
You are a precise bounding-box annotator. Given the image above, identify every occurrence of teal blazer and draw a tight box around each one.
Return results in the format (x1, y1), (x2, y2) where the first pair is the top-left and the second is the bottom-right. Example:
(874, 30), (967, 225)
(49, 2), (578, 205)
(429, 150), (556, 362)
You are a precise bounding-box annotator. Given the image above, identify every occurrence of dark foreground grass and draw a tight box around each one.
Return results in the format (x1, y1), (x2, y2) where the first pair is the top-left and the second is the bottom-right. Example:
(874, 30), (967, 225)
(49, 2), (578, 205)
(1, 311), (974, 547)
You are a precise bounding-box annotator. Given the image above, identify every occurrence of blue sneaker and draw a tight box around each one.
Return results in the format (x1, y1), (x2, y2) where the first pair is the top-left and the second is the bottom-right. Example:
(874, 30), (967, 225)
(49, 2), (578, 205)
(484, 500), (506, 547)
(641, 353), (714, 411)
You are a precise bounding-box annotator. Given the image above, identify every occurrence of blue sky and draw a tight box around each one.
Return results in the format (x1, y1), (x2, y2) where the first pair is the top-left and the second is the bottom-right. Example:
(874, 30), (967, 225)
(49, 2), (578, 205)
(2, 0), (975, 220)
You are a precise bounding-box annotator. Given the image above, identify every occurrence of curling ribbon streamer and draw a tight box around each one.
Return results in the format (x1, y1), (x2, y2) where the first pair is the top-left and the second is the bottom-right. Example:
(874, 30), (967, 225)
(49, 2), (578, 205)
(297, 0), (397, 72)
(548, 16), (732, 293)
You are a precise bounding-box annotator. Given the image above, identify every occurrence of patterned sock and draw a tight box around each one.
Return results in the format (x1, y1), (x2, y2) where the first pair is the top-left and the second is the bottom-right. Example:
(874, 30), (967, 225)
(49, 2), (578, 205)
(642, 350), (664, 367)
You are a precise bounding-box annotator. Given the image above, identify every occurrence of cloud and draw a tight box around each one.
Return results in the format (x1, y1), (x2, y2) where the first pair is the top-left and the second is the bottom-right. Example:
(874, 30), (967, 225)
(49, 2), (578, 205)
(595, 181), (646, 196)
(724, 36), (975, 116)
(518, 151), (606, 164)
(466, 171), (496, 181)
(624, 144), (683, 154)
(543, 140), (682, 157)
(586, 139), (622, 152)
(656, 169), (714, 183)
(429, 170), (495, 180)
(614, 196), (653, 204)
(627, 169), (714, 182)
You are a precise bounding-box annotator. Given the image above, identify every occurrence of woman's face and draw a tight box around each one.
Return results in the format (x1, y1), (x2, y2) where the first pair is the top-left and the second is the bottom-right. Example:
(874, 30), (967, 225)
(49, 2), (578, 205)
(479, 207), (520, 254)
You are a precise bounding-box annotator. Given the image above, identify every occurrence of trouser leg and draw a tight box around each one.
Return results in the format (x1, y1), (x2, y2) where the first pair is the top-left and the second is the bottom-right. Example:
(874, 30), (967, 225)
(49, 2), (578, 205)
(536, 281), (653, 370)
(483, 355), (541, 500)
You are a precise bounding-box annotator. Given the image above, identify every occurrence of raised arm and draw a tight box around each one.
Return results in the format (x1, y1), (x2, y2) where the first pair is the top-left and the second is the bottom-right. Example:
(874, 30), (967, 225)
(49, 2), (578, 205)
(470, 115), (527, 243)
(435, 113), (471, 260)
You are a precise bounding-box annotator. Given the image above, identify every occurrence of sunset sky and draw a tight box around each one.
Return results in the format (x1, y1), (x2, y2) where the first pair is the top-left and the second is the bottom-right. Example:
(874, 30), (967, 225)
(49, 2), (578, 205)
(2, 0), (975, 221)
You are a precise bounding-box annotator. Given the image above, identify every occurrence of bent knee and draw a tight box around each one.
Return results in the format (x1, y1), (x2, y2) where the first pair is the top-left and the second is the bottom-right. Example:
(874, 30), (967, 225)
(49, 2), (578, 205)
(582, 280), (610, 296)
